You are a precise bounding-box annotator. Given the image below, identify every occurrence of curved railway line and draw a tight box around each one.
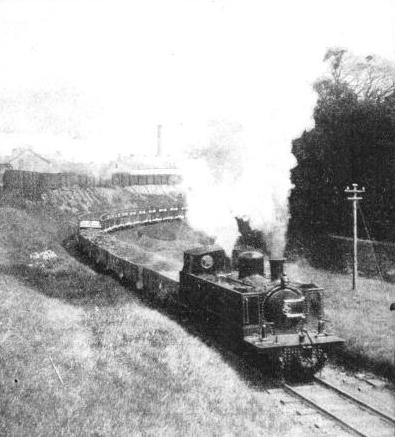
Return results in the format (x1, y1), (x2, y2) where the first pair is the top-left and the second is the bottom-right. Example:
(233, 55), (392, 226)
(282, 376), (395, 437)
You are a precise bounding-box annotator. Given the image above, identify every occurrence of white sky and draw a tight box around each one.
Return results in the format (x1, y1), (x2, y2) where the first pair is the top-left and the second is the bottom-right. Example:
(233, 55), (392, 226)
(0, 0), (394, 161)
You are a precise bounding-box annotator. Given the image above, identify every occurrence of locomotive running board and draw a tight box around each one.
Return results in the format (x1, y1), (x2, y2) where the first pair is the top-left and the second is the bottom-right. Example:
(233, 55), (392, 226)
(243, 333), (344, 352)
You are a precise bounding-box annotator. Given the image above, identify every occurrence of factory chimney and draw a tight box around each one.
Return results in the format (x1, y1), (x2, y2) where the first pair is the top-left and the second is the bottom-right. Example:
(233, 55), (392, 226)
(156, 124), (162, 157)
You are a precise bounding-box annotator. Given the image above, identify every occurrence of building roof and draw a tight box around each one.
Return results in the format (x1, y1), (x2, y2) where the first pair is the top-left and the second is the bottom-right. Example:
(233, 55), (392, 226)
(8, 148), (51, 165)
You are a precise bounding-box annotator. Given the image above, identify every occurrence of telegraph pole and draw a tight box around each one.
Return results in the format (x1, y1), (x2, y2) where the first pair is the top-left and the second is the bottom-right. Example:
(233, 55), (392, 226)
(344, 183), (365, 290)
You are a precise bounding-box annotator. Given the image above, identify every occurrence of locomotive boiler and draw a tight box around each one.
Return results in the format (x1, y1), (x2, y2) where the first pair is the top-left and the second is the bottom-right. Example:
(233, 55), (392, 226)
(179, 246), (343, 378)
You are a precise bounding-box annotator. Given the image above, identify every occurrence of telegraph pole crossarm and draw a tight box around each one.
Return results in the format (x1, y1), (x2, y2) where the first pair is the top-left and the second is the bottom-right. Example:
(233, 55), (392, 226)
(344, 183), (365, 290)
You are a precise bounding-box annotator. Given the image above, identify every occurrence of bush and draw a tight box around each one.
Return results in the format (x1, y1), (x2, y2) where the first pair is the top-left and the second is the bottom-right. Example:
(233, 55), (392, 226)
(289, 50), (395, 242)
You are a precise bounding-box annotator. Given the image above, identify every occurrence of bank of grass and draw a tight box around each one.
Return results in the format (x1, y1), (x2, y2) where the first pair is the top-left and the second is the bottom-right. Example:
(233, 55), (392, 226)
(42, 186), (183, 215)
(0, 205), (295, 436)
(287, 260), (395, 381)
(1, 268), (291, 436)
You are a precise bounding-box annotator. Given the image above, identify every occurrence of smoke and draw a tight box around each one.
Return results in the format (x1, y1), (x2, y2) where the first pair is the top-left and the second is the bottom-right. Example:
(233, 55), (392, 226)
(181, 118), (298, 257)
(174, 1), (395, 258)
(181, 120), (245, 255)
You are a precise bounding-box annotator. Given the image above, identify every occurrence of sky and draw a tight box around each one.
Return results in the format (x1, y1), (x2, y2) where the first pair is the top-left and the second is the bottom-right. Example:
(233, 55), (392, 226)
(0, 0), (394, 162)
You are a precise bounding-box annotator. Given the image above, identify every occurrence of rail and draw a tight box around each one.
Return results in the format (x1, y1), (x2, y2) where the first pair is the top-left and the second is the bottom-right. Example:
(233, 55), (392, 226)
(314, 376), (395, 424)
(282, 378), (395, 437)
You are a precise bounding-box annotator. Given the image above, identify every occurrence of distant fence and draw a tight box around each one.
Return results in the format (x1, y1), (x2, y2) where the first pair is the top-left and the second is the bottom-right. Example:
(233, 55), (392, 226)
(111, 172), (181, 186)
(289, 232), (395, 279)
(2, 169), (182, 198)
(327, 234), (395, 278)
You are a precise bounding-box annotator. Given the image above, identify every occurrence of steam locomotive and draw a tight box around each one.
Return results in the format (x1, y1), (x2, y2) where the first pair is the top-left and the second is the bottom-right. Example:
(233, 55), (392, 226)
(180, 246), (343, 378)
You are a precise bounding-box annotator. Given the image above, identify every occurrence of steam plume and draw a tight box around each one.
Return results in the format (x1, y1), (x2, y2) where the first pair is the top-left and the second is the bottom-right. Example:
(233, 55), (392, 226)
(181, 118), (297, 256)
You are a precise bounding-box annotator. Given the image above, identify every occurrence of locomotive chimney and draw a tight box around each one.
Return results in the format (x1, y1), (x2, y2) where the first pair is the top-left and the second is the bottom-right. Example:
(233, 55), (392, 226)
(269, 258), (285, 281)
(238, 251), (264, 279)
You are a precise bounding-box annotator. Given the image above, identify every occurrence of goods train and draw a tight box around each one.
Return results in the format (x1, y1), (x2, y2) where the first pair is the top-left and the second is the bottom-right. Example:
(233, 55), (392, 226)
(78, 205), (343, 379)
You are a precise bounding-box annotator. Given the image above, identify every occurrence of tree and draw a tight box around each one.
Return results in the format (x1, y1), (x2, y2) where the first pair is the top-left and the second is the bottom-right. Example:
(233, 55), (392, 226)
(289, 49), (395, 242)
(322, 48), (395, 102)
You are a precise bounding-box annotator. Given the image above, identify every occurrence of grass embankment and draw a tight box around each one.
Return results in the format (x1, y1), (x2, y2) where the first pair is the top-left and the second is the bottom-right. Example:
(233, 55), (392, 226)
(0, 204), (296, 436)
(288, 261), (395, 380)
(42, 186), (183, 216)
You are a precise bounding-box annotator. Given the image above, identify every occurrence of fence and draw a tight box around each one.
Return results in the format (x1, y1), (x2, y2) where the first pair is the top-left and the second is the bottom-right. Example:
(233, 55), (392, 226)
(2, 169), (182, 198)
(289, 232), (395, 279)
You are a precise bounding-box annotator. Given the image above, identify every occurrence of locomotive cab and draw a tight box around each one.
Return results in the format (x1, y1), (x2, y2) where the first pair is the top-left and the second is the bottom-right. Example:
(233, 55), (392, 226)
(181, 245), (227, 275)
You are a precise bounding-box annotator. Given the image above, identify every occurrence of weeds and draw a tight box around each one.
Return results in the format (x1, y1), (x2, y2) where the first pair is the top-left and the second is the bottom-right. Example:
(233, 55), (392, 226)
(288, 260), (395, 381)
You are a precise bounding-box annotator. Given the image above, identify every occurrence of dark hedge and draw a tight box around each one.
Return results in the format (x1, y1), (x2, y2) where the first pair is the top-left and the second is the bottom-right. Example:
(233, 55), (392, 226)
(289, 79), (395, 242)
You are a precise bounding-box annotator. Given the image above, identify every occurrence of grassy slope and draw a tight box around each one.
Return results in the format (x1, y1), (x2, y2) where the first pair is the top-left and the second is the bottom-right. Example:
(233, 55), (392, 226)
(0, 203), (298, 437)
(42, 186), (183, 216)
(287, 260), (395, 380)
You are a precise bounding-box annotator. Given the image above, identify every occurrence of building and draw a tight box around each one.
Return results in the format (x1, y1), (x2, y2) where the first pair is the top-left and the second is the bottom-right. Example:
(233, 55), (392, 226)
(7, 148), (53, 172)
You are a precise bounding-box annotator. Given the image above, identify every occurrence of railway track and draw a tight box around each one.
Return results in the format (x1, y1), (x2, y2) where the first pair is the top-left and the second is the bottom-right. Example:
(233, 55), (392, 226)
(282, 376), (395, 437)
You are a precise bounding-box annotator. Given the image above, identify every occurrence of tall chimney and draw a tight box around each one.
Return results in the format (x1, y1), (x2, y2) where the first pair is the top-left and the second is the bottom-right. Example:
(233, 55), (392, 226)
(156, 124), (162, 157)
